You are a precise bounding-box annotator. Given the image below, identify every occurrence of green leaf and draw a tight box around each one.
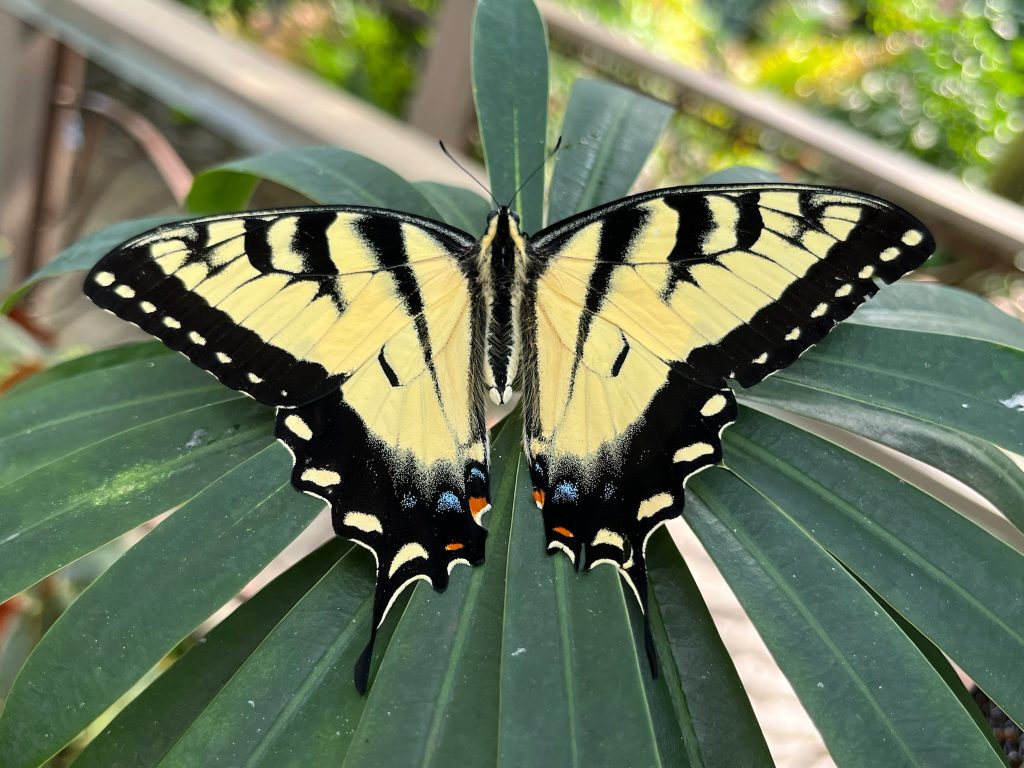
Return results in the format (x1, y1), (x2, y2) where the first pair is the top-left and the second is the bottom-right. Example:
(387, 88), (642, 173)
(0, 354), (273, 603)
(0, 445), (321, 768)
(5, 342), (171, 399)
(186, 146), (442, 219)
(156, 546), (376, 766)
(548, 79), (673, 223)
(413, 181), (493, 233)
(850, 282), (1024, 351)
(496, 456), (660, 766)
(756, 324), (1024, 455)
(852, 573), (1004, 757)
(722, 409), (1024, 729)
(73, 541), (354, 768)
(472, 0), (549, 231)
(741, 377), (1024, 532)
(0, 354), (224, 485)
(1, 216), (185, 314)
(688, 469), (1006, 768)
(646, 529), (774, 767)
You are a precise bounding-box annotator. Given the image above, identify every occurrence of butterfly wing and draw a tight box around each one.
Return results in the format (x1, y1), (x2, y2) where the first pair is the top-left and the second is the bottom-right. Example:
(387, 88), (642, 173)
(85, 207), (490, 691)
(521, 184), (934, 667)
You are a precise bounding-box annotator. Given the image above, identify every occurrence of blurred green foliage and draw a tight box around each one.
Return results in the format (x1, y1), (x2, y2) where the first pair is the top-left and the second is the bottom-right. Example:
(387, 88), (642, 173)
(178, 0), (1022, 190)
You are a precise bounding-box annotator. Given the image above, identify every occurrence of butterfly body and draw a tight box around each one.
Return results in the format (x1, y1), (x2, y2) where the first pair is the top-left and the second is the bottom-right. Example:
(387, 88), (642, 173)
(84, 183), (934, 691)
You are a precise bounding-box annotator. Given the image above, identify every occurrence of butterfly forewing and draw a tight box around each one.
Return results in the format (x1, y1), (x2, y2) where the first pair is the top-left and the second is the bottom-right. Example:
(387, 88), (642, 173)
(520, 184), (933, 648)
(86, 207), (491, 692)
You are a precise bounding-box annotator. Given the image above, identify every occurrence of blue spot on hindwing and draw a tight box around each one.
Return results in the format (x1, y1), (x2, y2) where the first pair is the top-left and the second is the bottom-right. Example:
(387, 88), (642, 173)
(437, 491), (461, 513)
(550, 481), (579, 504)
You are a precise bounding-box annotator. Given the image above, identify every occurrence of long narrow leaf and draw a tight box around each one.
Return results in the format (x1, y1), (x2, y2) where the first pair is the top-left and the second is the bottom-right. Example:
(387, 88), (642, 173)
(0, 445), (321, 768)
(72, 541), (353, 768)
(548, 79), (672, 223)
(497, 461), (662, 766)
(850, 282), (1024, 351)
(0, 396), (271, 604)
(742, 378), (1024, 532)
(413, 181), (493, 232)
(688, 470), (1005, 767)
(646, 529), (774, 767)
(186, 146), (442, 218)
(722, 408), (1024, 728)
(472, 0), (548, 231)
(762, 324), (1024, 455)
(156, 546), (375, 766)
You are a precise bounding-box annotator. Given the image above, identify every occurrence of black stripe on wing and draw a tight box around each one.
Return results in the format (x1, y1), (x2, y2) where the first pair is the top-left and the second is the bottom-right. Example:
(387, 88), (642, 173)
(85, 207), (477, 407)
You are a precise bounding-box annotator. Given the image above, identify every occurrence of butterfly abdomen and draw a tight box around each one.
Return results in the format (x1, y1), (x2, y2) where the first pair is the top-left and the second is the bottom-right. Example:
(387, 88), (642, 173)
(478, 209), (529, 405)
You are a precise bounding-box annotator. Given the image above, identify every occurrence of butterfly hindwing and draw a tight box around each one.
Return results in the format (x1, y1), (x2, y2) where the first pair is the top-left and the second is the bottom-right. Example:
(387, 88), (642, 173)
(86, 207), (491, 691)
(522, 184), (933, 639)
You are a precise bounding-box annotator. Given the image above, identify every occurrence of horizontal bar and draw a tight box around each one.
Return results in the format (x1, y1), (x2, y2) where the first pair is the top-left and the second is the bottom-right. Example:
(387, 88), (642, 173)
(541, 1), (1024, 259)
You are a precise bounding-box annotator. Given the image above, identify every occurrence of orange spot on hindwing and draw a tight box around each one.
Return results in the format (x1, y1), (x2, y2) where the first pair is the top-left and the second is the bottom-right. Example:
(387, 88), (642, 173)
(469, 496), (489, 517)
(445, 542), (465, 551)
(552, 526), (574, 538)
(532, 489), (546, 508)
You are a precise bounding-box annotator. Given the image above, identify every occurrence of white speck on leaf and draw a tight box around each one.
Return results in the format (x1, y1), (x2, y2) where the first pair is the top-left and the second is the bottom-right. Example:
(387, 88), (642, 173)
(511, 647), (527, 657)
(999, 392), (1024, 412)
(247, 699), (255, 708)
(185, 428), (208, 449)
(817, 682), (825, 689)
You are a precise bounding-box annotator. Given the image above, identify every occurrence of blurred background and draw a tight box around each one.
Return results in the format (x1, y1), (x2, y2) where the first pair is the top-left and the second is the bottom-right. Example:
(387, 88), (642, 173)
(0, 0), (1021, 765)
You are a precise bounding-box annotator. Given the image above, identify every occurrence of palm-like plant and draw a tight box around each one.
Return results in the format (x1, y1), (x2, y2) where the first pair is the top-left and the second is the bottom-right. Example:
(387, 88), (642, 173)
(0, 0), (1022, 765)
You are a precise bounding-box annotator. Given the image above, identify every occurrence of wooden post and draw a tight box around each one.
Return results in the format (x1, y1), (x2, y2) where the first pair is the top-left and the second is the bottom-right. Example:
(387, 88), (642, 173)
(406, 0), (476, 153)
(0, 13), (85, 288)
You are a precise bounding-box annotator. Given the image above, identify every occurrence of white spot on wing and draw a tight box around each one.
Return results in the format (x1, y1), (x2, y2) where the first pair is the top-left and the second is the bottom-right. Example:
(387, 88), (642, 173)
(188, 331), (206, 346)
(591, 528), (625, 550)
(879, 247), (900, 262)
(637, 492), (673, 520)
(811, 302), (829, 318)
(139, 301), (156, 313)
(93, 271), (116, 286)
(301, 468), (341, 486)
(389, 542), (429, 577)
(284, 414), (313, 440)
(215, 352), (232, 364)
(163, 317), (181, 329)
(343, 511), (382, 534)
(700, 394), (728, 417)
(114, 284), (135, 298)
(902, 229), (923, 246)
(673, 443), (714, 463)
(547, 540), (576, 564)
(834, 284), (853, 297)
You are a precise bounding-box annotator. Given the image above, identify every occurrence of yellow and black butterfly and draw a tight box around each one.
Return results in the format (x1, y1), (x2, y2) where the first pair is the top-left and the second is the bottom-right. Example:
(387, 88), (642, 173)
(84, 183), (933, 692)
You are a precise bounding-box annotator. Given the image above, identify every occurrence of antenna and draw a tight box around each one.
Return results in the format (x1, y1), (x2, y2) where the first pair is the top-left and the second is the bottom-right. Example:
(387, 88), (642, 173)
(506, 135), (563, 209)
(439, 141), (499, 208)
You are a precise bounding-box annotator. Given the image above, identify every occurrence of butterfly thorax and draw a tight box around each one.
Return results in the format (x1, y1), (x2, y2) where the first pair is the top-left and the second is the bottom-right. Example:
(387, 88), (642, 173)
(477, 207), (528, 406)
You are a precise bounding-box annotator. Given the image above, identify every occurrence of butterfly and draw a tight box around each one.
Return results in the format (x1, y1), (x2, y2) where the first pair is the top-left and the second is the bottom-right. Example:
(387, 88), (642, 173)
(84, 182), (933, 692)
